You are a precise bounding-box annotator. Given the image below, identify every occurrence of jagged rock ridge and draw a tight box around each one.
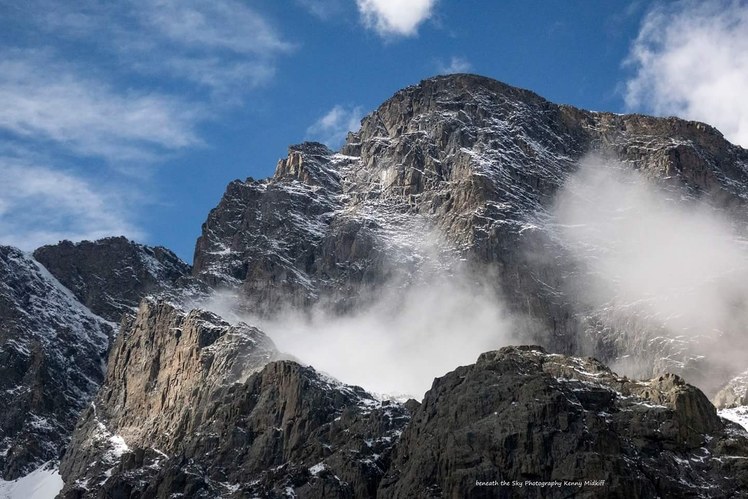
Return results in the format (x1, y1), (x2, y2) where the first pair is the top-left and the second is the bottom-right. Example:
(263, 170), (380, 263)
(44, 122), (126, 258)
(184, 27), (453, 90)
(192, 74), (748, 388)
(34, 237), (192, 323)
(59, 310), (748, 498)
(380, 346), (748, 498)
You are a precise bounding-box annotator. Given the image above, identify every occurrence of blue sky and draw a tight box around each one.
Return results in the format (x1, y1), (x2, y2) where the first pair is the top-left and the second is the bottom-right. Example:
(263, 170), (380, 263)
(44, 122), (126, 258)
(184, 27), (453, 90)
(1, 0), (746, 262)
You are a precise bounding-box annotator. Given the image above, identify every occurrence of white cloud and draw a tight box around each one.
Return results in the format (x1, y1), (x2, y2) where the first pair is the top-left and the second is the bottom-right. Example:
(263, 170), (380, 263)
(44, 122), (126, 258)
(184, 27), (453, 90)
(306, 105), (364, 148)
(0, 0), (294, 246)
(297, 0), (347, 19)
(436, 56), (472, 74)
(263, 273), (514, 397)
(553, 156), (748, 390)
(197, 249), (518, 398)
(0, 158), (143, 250)
(29, 0), (293, 96)
(1, 1), (292, 160)
(0, 53), (201, 161)
(137, 0), (292, 55)
(624, 0), (748, 147)
(356, 0), (436, 38)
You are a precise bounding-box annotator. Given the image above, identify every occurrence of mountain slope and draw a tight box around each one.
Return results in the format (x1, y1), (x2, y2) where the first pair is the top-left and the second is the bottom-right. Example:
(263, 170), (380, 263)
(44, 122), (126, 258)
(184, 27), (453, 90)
(59, 324), (748, 498)
(0, 246), (111, 480)
(380, 346), (748, 498)
(21, 75), (748, 498)
(33, 237), (192, 323)
(3, 73), (748, 496)
(59, 299), (409, 498)
(192, 74), (748, 389)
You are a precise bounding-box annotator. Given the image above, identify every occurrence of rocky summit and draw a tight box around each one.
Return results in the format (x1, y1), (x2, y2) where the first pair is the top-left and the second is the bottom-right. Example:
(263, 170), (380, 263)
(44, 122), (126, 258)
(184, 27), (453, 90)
(33, 237), (193, 323)
(0, 74), (747, 498)
(193, 74), (748, 390)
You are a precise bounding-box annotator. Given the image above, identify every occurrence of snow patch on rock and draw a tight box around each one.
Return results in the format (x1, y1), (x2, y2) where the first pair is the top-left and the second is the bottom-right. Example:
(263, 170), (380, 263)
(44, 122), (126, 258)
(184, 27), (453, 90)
(0, 462), (63, 499)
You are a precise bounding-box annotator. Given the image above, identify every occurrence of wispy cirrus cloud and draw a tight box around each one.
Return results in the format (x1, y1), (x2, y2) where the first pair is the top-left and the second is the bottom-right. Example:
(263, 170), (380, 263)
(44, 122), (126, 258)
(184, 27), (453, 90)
(436, 56), (472, 75)
(356, 0), (436, 38)
(306, 105), (364, 149)
(129, 0), (293, 94)
(297, 0), (348, 20)
(137, 0), (292, 55)
(0, 0), (293, 248)
(0, 155), (143, 250)
(25, 0), (294, 97)
(624, 0), (748, 147)
(0, 52), (202, 161)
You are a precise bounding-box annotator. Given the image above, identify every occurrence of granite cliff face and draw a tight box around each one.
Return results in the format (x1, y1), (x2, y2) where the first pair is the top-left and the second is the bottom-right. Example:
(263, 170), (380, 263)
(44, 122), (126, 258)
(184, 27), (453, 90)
(59, 299), (409, 498)
(1, 74), (747, 497)
(192, 75), (748, 388)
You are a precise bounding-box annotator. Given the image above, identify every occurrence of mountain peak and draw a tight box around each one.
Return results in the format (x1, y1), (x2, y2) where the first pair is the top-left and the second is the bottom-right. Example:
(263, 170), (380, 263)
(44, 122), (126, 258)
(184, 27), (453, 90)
(407, 73), (547, 100)
(273, 141), (340, 188)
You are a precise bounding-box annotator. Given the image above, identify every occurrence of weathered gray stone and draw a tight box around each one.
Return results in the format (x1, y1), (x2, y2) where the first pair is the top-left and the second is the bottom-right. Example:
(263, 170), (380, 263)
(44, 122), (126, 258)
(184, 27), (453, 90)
(379, 346), (748, 499)
(59, 299), (409, 498)
(192, 74), (748, 389)
(34, 237), (192, 323)
(0, 246), (110, 480)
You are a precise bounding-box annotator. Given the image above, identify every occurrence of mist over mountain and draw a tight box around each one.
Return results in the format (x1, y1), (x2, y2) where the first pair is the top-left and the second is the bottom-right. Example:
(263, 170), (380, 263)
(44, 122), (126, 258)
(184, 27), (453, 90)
(192, 74), (748, 397)
(2, 74), (748, 498)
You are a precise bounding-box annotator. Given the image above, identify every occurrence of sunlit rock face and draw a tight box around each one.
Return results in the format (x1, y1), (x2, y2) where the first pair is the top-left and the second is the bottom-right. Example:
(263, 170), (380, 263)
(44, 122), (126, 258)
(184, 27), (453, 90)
(1, 237), (193, 481)
(59, 298), (410, 499)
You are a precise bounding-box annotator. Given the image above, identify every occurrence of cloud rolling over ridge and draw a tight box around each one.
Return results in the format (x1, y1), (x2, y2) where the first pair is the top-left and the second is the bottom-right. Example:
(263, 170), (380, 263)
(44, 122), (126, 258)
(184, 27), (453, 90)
(553, 156), (748, 390)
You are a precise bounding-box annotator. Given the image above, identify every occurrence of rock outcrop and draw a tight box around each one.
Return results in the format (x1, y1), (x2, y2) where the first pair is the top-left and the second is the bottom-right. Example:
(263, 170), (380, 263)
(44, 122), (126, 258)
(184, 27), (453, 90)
(714, 371), (748, 433)
(59, 299), (409, 498)
(715, 371), (748, 409)
(0, 246), (111, 480)
(59, 338), (748, 498)
(33, 237), (192, 323)
(379, 346), (747, 499)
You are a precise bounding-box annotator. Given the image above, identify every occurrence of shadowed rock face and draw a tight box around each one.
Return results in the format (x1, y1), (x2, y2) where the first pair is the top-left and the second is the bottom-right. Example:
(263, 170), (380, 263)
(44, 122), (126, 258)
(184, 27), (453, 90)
(0, 246), (111, 480)
(379, 346), (748, 499)
(192, 74), (748, 385)
(59, 331), (748, 498)
(34, 237), (192, 323)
